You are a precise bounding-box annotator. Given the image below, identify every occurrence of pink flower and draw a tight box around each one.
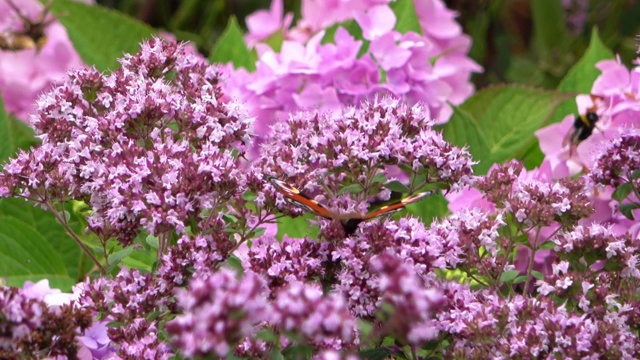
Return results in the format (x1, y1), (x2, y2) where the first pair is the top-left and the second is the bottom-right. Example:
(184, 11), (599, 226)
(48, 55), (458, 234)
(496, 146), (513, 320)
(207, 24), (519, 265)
(244, 0), (293, 47)
(224, 0), (480, 154)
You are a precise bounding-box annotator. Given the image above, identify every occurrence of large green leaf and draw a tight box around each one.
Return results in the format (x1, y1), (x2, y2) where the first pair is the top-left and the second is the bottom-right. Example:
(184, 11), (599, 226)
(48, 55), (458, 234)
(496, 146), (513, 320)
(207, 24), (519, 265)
(51, 0), (155, 71)
(0, 198), (90, 288)
(442, 85), (572, 174)
(0, 216), (75, 290)
(0, 95), (36, 164)
(210, 16), (256, 71)
(275, 215), (318, 240)
(551, 28), (614, 122)
(440, 105), (491, 173)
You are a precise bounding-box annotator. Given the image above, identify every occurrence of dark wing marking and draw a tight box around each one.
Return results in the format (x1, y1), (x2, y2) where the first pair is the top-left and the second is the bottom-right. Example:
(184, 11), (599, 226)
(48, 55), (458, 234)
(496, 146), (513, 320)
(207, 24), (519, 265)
(268, 177), (334, 219)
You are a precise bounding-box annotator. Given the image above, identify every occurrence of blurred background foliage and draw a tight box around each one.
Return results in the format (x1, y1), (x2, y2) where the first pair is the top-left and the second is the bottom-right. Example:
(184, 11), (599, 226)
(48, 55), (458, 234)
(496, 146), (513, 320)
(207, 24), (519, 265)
(93, 0), (640, 89)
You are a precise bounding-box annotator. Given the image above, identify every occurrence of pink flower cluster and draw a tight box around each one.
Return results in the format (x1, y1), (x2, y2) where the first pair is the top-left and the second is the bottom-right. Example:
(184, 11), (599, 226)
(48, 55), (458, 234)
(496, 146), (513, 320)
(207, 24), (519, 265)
(226, 0), (480, 149)
(438, 287), (639, 358)
(0, 281), (93, 358)
(270, 281), (359, 350)
(166, 270), (269, 357)
(0, 38), (253, 246)
(370, 252), (444, 346)
(255, 96), (474, 226)
(166, 269), (359, 357)
(243, 235), (334, 291)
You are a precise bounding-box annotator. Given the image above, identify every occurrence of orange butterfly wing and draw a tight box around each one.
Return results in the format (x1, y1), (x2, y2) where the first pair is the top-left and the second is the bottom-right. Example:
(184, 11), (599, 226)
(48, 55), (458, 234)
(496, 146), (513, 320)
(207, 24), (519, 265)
(269, 176), (433, 219)
(268, 177), (335, 219)
(362, 191), (433, 220)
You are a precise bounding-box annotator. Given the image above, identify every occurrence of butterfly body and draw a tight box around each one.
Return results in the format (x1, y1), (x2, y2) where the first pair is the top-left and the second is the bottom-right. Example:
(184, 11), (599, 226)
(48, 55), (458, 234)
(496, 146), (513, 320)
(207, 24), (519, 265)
(268, 177), (432, 235)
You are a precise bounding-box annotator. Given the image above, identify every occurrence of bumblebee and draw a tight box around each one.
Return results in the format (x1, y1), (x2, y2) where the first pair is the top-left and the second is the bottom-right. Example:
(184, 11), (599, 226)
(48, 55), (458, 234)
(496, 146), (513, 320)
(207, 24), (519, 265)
(564, 111), (599, 148)
(0, 0), (54, 51)
(563, 94), (603, 156)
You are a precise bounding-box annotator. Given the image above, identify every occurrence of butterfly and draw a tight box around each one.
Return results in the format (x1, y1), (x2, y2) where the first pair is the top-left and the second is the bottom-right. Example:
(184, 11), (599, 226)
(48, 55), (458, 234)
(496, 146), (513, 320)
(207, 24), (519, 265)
(268, 176), (433, 235)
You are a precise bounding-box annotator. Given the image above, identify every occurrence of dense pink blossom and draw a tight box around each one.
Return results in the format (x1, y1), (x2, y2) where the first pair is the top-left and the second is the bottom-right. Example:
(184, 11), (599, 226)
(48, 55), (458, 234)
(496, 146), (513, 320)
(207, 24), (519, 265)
(333, 217), (465, 316)
(370, 252), (445, 345)
(243, 235), (334, 291)
(166, 270), (269, 357)
(437, 286), (640, 358)
(270, 281), (359, 350)
(0, 38), (253, 246)
(0, 284), (92, 358)
(0, 0), (86, 121)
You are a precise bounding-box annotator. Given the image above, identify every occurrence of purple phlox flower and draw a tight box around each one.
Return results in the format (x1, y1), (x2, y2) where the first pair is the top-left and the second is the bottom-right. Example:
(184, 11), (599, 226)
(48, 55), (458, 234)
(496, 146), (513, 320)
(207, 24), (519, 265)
(537, 57), (640, 178)
(244, 0), (293, 47)
(77, 320), (113, 359)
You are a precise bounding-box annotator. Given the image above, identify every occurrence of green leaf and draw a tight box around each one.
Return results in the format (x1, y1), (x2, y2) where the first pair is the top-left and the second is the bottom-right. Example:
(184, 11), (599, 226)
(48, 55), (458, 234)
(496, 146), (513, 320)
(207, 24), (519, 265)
(121, 248), (155, 272)
(225, 255), (244, 275)
(557, 28), (614, 93)
(384, 181), (410, 193)
(210, 16), (255, 71)
(513, 275), (529, 284)
(499, 270), (521, 284)
(514, 233), (530, 244)
(276, 215), (318, 240)
(439, 105), (490, 173)
(359, 348), (392, 360)
(250, 227), (266, 238)
(551, 28), (615, 124)
(0, 216), (73, 289)
(145, 235), (159, 249)
(612, 183), (633, 202)
(619, 203), (638, 220)
(630, 169), (640, 180)
(0, 198), (89, 287)
(0, 96), (36, 164)
(390, 0), (422, 35)
(531, 1), (570, 57)
(242, 189), (257, 201)
(406, 193), (448, 225)
(531, 270), (545, 281)
(108, 247), (133, 267)
(338, 183), (363, 195)
(51, 0), (155, 71)
(539, 241), (557, 250)
(444, 85), (573, 174)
